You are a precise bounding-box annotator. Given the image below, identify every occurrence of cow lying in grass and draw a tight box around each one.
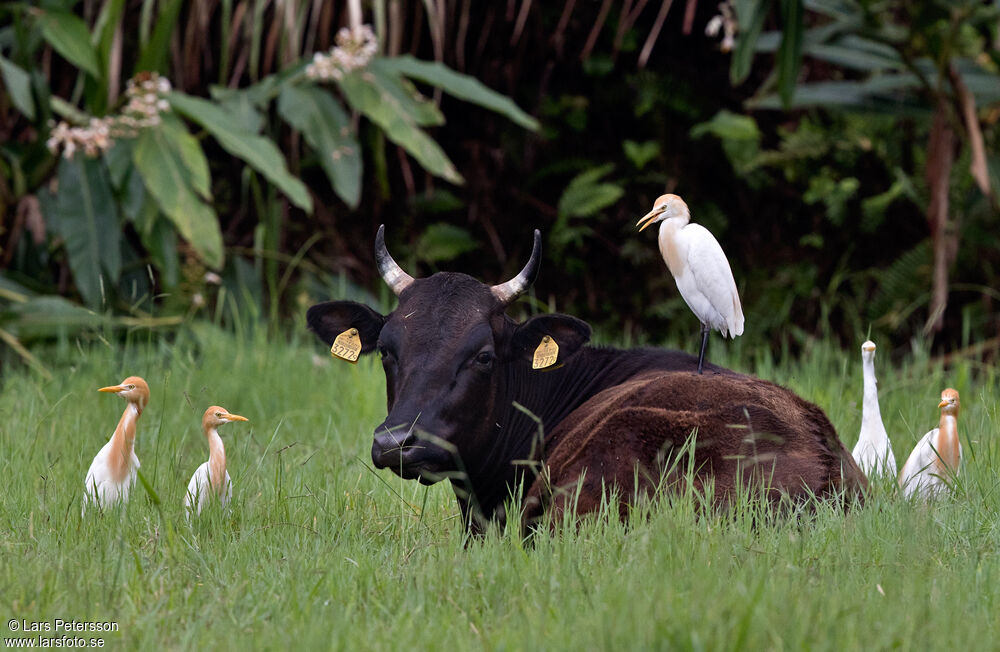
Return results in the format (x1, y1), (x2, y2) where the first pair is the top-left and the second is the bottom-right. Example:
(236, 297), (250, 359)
(308, 227), (867, 533)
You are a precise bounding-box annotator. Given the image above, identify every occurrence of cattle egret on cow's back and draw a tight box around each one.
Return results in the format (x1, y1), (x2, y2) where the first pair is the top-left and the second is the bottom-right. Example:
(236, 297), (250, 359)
(636, 194), (744, 373)
(82, 376), (150, 514)
(898, 388), (961, 499)
(852, 340), (896, 478)
(184, 406), (248, 518)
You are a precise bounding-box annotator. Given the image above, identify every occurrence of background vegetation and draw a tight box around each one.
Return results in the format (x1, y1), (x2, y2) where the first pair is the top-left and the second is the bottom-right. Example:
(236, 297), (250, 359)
(2, 3), (999, 648)
(1, 0), (998, 374)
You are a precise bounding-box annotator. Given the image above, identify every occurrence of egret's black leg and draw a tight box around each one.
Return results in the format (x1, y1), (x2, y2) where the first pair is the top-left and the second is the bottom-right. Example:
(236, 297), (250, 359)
(697, 325), (710, 374)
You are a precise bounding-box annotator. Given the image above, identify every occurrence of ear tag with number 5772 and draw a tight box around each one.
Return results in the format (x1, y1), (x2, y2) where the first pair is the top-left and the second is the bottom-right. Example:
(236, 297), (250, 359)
(331, 328), (362, 363)
(532, 335), (559, 370)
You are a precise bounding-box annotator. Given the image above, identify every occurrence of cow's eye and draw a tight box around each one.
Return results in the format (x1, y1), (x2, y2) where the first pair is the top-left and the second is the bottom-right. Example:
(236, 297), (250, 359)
(474, 351), (494, 367)
(377, 344), (394, 362)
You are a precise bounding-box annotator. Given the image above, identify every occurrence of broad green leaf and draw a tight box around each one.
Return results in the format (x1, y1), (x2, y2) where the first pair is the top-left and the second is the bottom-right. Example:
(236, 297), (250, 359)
(36, 11), (100, 78)
(379, 55), (539, 131)
(339, 70), (464, 185)
(731, 0), (773, 85)
(0, 55), (35, 119)
(160, 114), (212, 199)
(103, 140), (134, 189)
(167, 91), (313, 211)
(777, 0), (804, 108)
(557, 164), (624, 219)
(277, 85), (362, 208)
(623, 140), (660, 170)
(43, 157), (121, 308)
(140, 216), (180, 288)
(416, 223), (479, 263)
(210, 90), (266, 133)
(132, 125), (224, 269)
(135, 0), (184, 73)
(3, 296), (105, 341)
(368, 60), (445, 127)
(691, 110), (761, 142)
(750, 78), (925, 112)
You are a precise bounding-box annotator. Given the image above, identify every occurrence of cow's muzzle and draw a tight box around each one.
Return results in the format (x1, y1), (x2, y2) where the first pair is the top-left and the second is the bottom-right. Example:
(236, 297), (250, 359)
(371, 421), (455, 485)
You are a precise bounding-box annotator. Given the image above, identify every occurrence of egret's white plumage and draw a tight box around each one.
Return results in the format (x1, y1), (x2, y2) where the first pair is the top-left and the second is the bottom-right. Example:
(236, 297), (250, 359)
(898, 388), (961, 499)
(82, 376), (150, 514)
(637, 194), (743, 372)
(184, 406), (248, 518)
(852, 340), (896, 478)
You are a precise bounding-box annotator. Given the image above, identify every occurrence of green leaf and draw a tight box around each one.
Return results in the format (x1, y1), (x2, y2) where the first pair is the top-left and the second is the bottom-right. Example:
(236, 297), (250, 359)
(622, 140), (660, 171)
(2, 296), (105, 341)
(140, 216), (180, 288)
(132, 123), (225, 269)
(339, 70), (464, 185)
(379, 55), (539, 131)
(691, 110), (761, 141)
(36, 10), (100, 78)
(369, 60), (445, 126)
(209, 89), (266, 133)
(416, 223), (479, 263)
(43, 157), (121, 308)
(777, 0), (804, 108)
(277, 85), (362, 208)
(731, 0), (773, 85)
(0, 55), (35, 119)
(750, 78), (925, 111)
(167, 91), (313, 211)
(135, 0), (184, 74)
(557, 164), (624, 219)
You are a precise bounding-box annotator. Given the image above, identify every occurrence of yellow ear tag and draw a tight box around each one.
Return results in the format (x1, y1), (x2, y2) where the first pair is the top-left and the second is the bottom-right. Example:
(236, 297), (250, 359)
(330, 328), (362, 363)
(532, 335), (559, 370)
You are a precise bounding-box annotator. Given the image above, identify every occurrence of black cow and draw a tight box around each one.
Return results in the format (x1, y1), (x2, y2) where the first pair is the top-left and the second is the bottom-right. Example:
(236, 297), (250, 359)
(308, 227), (866, 533)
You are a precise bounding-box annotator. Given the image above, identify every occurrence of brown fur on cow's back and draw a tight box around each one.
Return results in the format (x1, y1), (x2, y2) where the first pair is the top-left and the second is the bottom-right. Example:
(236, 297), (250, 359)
(523, 370), (867, 526)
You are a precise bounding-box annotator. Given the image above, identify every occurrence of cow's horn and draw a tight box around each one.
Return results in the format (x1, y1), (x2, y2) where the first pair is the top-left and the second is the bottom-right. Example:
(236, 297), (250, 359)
(375, 225), (414, 296)
(491, 229), (542, 305)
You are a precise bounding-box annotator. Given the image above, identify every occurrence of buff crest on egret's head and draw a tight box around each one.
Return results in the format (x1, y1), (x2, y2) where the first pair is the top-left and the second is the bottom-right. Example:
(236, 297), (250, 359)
(636, 194), (744, 374)
(82, 376), (150, 514)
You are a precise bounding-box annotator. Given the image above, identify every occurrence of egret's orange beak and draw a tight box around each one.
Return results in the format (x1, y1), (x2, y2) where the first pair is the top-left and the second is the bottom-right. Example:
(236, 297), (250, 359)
(938, 399), (949, 409)
(636, 206), (665, 232)
(225, 413), (249, 422)
(98, 385), (124, 393)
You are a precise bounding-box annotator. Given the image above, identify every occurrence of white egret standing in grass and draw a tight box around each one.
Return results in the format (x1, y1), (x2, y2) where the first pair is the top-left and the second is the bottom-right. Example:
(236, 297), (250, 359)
(636, 194), (744, 373)
(82, 376), (150, 514)
(898, 388), (961, 498)
(184, 406), (248, 518)
(852, 340), (896, 478)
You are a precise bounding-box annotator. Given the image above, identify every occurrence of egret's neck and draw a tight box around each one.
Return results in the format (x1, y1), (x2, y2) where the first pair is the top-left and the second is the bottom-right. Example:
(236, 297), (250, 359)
(108, 403), (140, 482)
(206, 427), (227, 492)
(657, 218), (688, 276)
(939, 413), (958, 435)
(861, 356), (883, 425)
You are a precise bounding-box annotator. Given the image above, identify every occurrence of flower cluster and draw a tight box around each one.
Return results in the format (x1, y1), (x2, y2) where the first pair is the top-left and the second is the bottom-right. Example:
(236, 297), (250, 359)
(46, 72), (173, 159)
(305, 24), (378, 82)
(705, 2), (738, 53)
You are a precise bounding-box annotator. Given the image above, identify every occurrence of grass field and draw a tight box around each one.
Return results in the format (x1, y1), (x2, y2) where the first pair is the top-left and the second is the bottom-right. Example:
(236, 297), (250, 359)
(2, 324), (999, 650)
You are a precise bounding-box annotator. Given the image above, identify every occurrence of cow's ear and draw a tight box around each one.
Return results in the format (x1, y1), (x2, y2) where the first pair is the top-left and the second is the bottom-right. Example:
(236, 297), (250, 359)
(508, 313), (591, 367)
(306, 301), (386, 354)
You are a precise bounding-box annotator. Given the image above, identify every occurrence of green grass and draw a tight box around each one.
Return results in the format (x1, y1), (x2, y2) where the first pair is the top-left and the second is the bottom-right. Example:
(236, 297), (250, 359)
(2, 325), (999, 650)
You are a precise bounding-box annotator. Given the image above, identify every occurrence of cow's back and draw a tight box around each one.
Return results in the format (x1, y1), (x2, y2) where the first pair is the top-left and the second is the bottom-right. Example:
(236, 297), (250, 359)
(523, 369), (866, 525)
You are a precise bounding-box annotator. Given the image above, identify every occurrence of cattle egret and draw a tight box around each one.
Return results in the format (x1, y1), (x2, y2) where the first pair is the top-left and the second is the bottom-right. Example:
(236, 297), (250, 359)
(184, 406), (248, 517)
(82, 376), (150, 514)
(852, 340), (896, 478)
(898, 389), (961, 498)
(636, 194), (744, 373)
